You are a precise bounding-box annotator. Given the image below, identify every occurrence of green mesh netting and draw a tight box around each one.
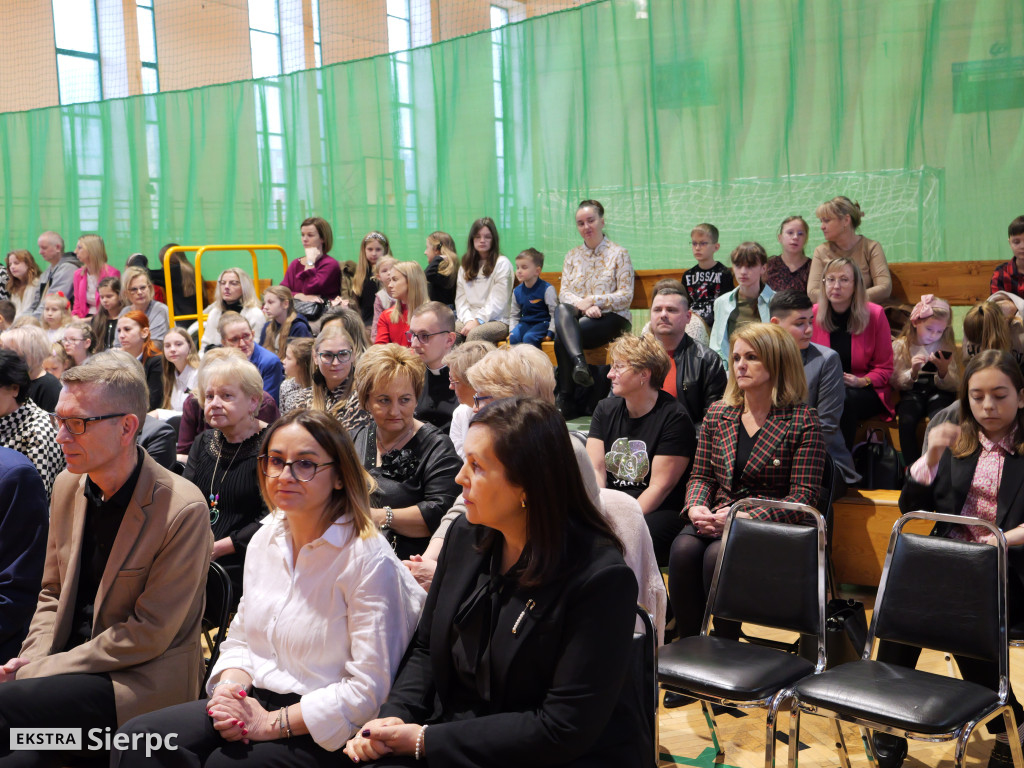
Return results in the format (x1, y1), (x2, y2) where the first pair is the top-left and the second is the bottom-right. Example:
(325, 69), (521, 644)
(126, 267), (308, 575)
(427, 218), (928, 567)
(1, 0), (1022, 282)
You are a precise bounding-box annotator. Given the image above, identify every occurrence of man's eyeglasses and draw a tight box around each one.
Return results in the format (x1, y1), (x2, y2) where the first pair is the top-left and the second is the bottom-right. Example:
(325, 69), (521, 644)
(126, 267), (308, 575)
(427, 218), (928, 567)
(49, 412), (128, 435)
(259, 455), (335, 482)
(405, 330), (450, 345)
(318, 350), (352, 364)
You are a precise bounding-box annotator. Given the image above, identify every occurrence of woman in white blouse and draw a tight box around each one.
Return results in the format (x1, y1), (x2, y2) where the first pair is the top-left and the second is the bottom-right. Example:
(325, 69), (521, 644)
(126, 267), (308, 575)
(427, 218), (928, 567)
(453, 217), (513, 343)
(113, 409), (426, 767)
(554, 200), (634, 419)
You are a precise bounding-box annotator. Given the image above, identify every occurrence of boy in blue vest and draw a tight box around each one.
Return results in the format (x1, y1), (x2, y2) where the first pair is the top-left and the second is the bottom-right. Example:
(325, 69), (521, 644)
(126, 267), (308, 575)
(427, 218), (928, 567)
(509, 248), (557, 347)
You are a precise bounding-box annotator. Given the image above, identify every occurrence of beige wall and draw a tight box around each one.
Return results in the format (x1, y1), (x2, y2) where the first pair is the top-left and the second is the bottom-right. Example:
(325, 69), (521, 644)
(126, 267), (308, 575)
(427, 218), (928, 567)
(0, 0), (585, 114)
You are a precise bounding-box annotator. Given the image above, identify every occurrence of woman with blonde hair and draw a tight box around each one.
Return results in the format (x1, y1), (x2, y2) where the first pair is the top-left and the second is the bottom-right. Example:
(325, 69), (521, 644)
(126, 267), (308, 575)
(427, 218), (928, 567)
(5, 250), (40, 318)
(807, 195), (892, 303)
(374, 261), (428, 346)
(587, 333), (696, 566)
(59, 320), (96, 367)
(71, 234), (119, 318)
(158, 327), (200, 413)
(443, 339), (497, 458)
(194, 267), (265, 352)
(341, 231), (392, 331)
(423, 231), (459, 306)
(116, 409), (424, 766)
(667, 322), (825, 639)
(0, 324), (63, 413)
(119, 266), (171, 342)
(292, 325), (371, 433)
(350, 344), (461, 559)
(811, 256), (894, 447)
(260, 285), (313, 358)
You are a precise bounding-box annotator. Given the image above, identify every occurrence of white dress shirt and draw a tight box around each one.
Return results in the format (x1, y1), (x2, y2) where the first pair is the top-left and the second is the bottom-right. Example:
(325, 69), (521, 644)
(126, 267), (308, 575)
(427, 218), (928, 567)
(208, 513), (426, 750)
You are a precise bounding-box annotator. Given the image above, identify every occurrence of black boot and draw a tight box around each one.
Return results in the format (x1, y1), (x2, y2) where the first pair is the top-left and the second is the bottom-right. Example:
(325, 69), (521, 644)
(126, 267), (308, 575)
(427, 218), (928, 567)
(571, 355), (593, 387)
(871, 732), (908, 768)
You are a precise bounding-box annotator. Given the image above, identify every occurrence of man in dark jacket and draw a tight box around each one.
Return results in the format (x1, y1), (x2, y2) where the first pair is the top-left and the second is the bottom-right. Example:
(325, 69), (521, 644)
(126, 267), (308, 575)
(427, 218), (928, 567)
(648, 279), (726, 428)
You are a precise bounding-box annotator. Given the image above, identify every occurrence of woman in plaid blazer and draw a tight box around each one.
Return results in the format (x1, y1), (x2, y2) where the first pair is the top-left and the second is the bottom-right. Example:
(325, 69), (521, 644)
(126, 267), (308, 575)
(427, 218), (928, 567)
(667, 322), (826, 640)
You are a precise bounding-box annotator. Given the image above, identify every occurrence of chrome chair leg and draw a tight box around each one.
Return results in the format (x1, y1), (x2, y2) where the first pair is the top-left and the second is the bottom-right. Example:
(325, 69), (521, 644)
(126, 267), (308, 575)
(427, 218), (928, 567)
(786, 704), (801, 768)
(700, 699), (723, 756)
(764, 691), (789, 768)
(829, 721), (852, 768)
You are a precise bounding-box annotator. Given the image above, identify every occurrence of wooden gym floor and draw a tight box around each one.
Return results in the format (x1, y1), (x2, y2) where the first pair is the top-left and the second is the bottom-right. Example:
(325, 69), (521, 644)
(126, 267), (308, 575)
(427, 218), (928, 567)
(657, 589), (1021, 767)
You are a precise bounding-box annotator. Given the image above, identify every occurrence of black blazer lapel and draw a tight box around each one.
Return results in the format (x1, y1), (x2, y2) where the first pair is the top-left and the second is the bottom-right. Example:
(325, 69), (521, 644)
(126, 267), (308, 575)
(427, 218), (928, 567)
(997, 453), (1024, 530)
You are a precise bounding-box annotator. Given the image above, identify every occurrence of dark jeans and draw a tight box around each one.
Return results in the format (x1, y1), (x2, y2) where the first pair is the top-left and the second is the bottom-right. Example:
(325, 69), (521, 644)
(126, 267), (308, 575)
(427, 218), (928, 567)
(0, 673), (115, 768)
(113, 688), (353, 768)
(896, 388), (956, 466)
(553, 304), (630, 396)
(841, 385), (886, 449)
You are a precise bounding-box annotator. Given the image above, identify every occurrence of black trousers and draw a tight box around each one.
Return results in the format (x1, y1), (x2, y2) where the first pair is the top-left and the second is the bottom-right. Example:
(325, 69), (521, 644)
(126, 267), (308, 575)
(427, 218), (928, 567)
(840, 385), (886, 449)
(113, 688), (354, 768)
(553, 304), (630, 395)
(896, 389), (956, 466)
(0, 673), (115, 768)
(645, 507), (686, 569)
(666, 532), (740, 640)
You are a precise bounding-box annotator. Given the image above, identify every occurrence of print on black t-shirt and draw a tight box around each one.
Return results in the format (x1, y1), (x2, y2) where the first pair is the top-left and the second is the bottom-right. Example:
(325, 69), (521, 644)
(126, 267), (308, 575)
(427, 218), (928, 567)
(684, 262), (734, 327)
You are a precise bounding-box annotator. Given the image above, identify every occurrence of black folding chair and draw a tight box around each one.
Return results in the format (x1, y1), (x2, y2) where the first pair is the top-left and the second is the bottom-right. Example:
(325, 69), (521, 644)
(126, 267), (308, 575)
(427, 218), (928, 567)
(784, 511), (1023, 768)
(658, 499), (827, 768)
(631, 606), (659, 767)
(202, 560), (233, 687)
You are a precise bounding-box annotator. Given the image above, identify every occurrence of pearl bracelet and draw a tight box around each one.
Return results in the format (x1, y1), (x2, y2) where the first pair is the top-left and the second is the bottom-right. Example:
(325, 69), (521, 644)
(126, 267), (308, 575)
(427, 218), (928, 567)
(415, 724), (429, 760)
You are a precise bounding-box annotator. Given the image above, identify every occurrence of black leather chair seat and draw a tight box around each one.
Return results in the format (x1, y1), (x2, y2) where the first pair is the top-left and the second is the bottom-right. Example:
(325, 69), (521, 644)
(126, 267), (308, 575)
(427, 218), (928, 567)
(658, 636), (815, 701)
(792, 660), (1000, 734)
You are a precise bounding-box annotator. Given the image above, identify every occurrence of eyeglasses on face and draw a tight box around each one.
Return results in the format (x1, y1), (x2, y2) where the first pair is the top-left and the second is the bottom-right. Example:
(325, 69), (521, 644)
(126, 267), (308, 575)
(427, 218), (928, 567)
(259, 455), (335, 482)
(61, 336), (85, 344)
(473, 393), (494, 409)
(224, 332), (254, 345)
(318, 350), (352, 364)
(823, 276), (853, 286)
(49, 412), (128, 435)
(405, 329), (450, 345)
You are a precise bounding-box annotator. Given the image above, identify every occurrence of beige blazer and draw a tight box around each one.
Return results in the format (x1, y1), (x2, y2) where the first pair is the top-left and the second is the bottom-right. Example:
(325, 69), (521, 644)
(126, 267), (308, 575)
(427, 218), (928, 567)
(17, 451), (213, 726)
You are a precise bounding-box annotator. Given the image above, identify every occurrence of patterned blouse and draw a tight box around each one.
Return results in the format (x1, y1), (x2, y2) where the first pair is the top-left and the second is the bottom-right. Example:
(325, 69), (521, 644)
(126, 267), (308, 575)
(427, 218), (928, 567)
(292, 381), (372, 435)
(559, 237), (634, 321)
(910, 429), (1015, 543)
(0, 398), (65, 498)
(764, 255), (811, 294)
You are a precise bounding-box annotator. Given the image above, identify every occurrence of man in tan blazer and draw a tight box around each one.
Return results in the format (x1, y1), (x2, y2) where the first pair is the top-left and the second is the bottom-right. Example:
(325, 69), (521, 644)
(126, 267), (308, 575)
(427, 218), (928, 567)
(0, 351), (212, 766)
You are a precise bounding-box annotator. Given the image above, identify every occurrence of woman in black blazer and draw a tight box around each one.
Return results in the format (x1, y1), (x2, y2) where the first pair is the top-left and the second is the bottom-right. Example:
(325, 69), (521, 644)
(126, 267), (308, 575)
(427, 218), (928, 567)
(344, 397), (646, 768)
(873, 350), (1024, 768)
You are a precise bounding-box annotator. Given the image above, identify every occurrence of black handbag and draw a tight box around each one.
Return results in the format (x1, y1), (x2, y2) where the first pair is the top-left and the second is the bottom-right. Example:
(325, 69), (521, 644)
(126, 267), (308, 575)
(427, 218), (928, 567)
(293, 298), (327, 322)
(799, 598), (868, 668)
(852, 428), (904, 490)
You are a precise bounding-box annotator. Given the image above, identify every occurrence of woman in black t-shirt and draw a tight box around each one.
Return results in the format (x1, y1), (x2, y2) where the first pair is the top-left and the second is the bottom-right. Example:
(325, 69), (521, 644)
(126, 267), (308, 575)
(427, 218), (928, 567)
(587, 333), (696, 566)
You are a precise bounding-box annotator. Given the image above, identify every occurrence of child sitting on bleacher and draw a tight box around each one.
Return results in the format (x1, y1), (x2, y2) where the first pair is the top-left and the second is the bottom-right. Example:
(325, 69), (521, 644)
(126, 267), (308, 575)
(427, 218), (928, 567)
(891, 294), (959, 466)
(508, 247), (556, 347)
(682, 222), (732, 345)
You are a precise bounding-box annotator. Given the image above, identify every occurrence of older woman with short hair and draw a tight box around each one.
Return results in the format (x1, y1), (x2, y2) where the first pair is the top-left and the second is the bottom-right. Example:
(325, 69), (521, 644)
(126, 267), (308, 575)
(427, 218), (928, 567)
(442, 340), (497, 459)
(184, 351), (268, 605)
(667, 322), (825, 640)
(0, 325), (63, 413)
(586, 333), (696, 566)
(0, 349), (65, 498)
(119, 266), (171, 343)
(350, 344), (461, 559)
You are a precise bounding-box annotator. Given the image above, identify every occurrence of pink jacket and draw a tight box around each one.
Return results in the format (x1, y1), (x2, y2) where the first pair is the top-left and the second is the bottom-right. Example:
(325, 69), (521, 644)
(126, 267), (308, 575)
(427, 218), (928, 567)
(812, 302), (894, 418)
(72, 264), (120, 318)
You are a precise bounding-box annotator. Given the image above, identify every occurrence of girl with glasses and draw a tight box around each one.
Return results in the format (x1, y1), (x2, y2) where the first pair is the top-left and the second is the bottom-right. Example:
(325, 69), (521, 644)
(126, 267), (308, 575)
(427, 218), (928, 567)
(58, 320), (95, 367)
(292, 325), (372, 434)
